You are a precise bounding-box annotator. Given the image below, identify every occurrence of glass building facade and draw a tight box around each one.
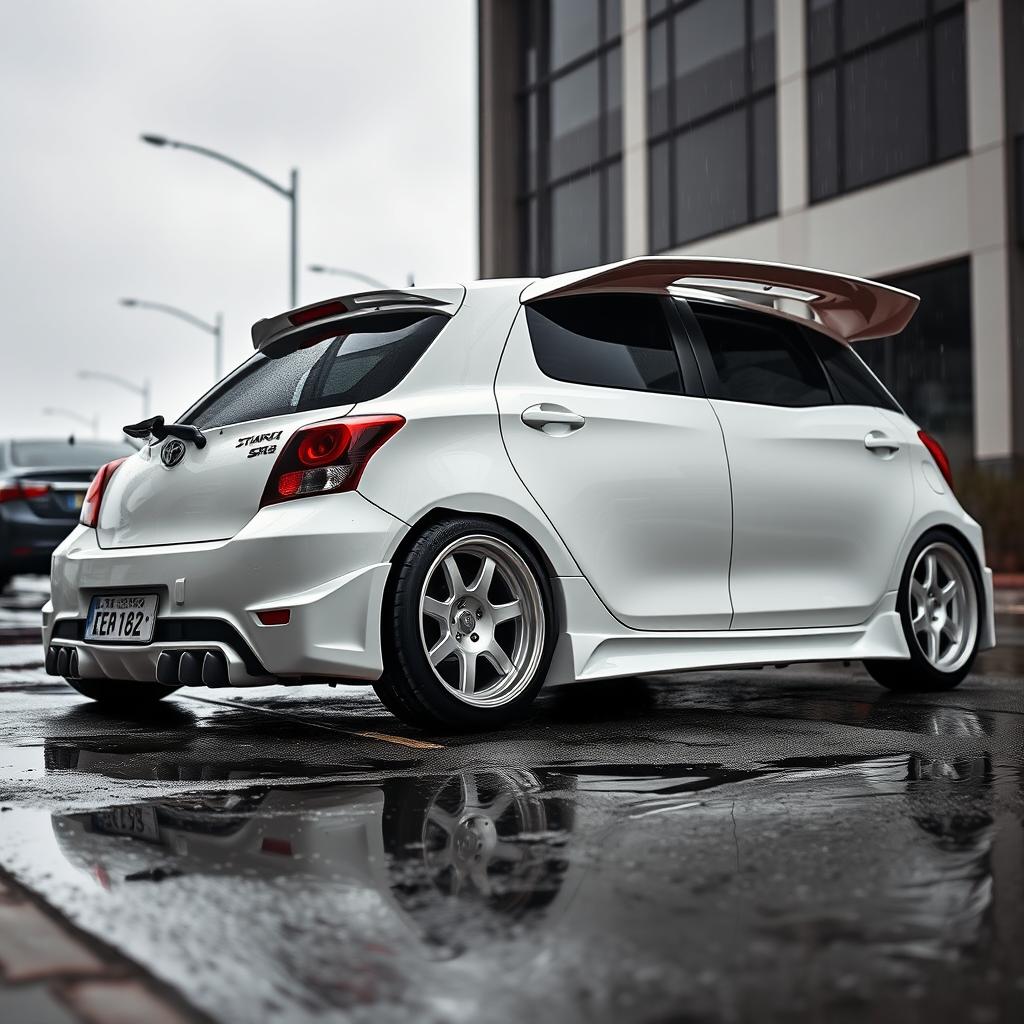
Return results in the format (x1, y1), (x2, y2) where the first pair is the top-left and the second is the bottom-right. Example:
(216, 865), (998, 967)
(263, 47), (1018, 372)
(647, 0), (777, 249)
(517, 0), (624, 275)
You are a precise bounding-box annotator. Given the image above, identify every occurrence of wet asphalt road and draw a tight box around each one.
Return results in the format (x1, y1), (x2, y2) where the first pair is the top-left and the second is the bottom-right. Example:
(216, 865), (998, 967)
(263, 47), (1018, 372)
(1, 577), (1023, 1024)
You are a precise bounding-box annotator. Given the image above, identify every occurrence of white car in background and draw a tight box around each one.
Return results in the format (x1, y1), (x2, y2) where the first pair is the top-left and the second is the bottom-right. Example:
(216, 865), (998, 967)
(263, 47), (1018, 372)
(43, 257), (995, 730)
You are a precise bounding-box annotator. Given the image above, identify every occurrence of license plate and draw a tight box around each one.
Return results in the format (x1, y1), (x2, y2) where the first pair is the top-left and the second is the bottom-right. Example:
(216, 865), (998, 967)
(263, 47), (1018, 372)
(91, 805), (160, 842)
(85, 594), (159, 644)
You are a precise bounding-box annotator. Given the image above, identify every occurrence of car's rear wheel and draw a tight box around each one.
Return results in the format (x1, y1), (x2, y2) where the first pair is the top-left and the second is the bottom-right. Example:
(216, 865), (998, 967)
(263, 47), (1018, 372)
(864, 531), (981, 692)
(65, 678), (180, 705)
(375, 518), (555, 731)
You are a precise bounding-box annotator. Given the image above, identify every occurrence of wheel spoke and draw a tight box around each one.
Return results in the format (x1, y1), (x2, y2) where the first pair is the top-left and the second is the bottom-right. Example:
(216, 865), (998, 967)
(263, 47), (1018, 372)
(485, 790), (516, 820)
(468, 556), (496, 598)
(422, 596), (451, 623)
(426, 805), (458, 835)
(458, 650), (478, 695)
(483, 639), (515, 678)
(428, 633), (457, 666)
(940, 578), (959, 605)
(941, 617), (961, 642)
(491, 599), (523, 625)
(926, 624), (940, 663)
(911, 605), (927, 630)
(460, 772), (479, 808)
(920, 553), (936, 592)
(442, 556), (466, 599)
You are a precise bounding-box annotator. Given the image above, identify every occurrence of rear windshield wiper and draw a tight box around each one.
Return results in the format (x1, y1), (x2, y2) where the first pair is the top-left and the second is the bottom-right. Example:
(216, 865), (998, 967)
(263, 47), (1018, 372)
(123, 415), (207, 450)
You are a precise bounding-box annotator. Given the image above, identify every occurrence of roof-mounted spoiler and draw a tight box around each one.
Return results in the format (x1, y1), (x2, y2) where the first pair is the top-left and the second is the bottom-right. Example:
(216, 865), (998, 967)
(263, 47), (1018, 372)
(521, 257), (919, 342)
(251, 286), (465, 356)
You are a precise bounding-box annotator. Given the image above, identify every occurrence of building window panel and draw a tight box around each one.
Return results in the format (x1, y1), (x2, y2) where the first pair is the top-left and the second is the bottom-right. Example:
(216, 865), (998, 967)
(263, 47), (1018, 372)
(550, 61), (602, 180)
(671, 0), (746, 125)
(858, 259), (974, 468)
(934, 12), (968, 161)
(647, 0), (777, 251)
(550, 0), (600, 71)
(807, 0), (966, 202)
(808, 69), (839, 201)
(843, 33), (930, 192)
(551, 174), (603, 273)
(841, 0), (926, 51)
(674, 110), (749, 243)
(517, 0), (623, 275)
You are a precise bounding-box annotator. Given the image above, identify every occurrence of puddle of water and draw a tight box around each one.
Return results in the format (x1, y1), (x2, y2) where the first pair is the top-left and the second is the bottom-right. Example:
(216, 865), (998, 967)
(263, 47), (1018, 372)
(0, 737), (1020, 1024)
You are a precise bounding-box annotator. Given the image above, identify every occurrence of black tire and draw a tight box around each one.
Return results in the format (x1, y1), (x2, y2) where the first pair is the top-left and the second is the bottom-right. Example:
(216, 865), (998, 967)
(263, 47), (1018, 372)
(374, 517), (556, 732)
(65, 677), (180, 706)
(864, 529), (983, 692)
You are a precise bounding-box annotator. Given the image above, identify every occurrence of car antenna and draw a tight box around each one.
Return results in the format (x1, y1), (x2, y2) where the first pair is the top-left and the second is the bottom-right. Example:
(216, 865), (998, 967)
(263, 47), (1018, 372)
(68, 434), (75, 445)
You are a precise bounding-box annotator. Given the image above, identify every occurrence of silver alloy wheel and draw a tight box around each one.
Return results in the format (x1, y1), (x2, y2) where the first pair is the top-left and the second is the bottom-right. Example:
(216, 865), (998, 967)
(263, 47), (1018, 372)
(418, 534), (545, 707)
(908, 541), (978, 674)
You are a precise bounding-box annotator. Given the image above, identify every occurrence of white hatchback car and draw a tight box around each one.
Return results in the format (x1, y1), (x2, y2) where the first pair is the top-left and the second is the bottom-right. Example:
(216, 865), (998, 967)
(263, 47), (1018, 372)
(44, 257), (995, 730)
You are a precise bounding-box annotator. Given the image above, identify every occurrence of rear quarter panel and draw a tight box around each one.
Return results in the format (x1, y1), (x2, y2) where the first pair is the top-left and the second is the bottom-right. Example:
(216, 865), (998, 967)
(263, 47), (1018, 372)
(352, 282), (583, 578)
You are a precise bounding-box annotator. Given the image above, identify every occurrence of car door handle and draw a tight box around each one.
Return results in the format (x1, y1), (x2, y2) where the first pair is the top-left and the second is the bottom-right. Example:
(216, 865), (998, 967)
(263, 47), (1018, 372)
(521, 404), (586, 432)
(864, 431), (900, 453)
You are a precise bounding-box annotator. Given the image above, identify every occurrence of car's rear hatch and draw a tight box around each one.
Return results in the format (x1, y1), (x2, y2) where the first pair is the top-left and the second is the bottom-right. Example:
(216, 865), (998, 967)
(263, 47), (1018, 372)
(96, 289), (462, 549)
(96, 407), (353, 547)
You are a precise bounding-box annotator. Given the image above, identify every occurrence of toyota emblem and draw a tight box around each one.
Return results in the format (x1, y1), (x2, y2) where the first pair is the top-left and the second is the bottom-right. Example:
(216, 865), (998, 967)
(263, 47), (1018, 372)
(161, 438), (186, 468)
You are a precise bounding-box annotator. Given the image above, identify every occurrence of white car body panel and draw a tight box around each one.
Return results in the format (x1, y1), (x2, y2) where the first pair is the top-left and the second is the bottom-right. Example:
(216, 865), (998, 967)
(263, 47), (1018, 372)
(43, 258), (995, 700)
(494, 306), (734, 631)
(711, 400), (915, 629)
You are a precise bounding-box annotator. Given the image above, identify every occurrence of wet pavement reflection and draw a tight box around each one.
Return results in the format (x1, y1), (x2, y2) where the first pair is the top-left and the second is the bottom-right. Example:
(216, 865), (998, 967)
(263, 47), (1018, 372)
(1, 576), (1023, 1022)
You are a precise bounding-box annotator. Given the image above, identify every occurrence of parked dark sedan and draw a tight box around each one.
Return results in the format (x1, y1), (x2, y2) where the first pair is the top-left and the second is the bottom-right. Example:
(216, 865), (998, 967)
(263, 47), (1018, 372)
(0, 437), (137, 591)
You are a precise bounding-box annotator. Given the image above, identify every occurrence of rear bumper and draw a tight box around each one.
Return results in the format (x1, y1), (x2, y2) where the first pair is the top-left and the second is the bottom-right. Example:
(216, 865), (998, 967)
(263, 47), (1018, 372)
(44, 493), (406, 685)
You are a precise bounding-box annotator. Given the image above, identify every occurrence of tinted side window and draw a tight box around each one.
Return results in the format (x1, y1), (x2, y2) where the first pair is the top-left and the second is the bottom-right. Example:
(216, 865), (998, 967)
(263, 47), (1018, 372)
(692, 303), (832, 408)
(188, 313), (446, 429)
(807, 333), (902, 413)
(525, 294), (683, 394)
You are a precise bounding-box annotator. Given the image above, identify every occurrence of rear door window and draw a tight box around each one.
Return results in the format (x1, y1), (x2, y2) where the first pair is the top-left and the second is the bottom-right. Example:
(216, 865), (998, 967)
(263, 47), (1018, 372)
(525, 294), (684, 394)
(187, 313), (447, 429)
(807, 333), (903, 412)
(691, 302), (833, 408)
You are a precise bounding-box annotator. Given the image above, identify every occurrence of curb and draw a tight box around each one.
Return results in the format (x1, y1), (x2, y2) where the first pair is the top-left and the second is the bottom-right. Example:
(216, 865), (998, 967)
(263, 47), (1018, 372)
(0, 868), (209, 1024)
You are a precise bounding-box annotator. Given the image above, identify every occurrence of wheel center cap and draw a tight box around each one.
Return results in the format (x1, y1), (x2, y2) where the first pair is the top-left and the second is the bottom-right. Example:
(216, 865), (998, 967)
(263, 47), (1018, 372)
(458, 610), (476, 633)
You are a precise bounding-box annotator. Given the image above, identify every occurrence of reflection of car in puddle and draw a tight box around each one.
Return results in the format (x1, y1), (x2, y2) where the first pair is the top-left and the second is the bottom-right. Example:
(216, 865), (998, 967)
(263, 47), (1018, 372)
(45, 704), (1000, 964)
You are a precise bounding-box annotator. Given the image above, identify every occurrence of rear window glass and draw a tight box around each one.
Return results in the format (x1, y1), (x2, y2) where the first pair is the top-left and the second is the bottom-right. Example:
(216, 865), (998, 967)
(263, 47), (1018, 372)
(693, 303), (833, 408)
(187, 312), (447, 429)
(807, 334), (903, 413)
(525, 294), (683, 394)
(9, 441), (134, 467)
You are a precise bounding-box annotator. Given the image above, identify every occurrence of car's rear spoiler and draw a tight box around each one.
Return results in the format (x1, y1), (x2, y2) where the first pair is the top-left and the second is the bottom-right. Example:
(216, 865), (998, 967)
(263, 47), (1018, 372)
(520, 257), (919, 342)
(251, 286), (465, 356)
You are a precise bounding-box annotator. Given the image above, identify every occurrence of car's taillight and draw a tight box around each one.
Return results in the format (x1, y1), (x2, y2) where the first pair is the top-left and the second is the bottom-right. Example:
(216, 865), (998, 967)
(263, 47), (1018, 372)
(918, 430), (954, 491)
(260, 416), (404, 507)
(0, 481), (50, 503)
(80, 458), (127, 528)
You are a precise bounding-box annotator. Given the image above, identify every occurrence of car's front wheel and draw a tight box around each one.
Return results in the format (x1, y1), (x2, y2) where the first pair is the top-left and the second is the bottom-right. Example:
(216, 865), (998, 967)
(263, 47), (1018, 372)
(864, 531), (982, 692)
(65, 678), (180, 706)
(375, 518), (555, 731)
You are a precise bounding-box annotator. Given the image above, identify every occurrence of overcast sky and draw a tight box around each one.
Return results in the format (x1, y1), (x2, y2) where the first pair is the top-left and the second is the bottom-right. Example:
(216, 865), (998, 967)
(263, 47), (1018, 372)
(0, 1), (476, 440)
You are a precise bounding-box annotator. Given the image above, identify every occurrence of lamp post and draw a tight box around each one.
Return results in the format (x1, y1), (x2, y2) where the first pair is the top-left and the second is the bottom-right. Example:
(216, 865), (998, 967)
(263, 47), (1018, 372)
(43, 407), (99, 437)
(308, 264), (389, 289)
(141, 133), (299, 307)
(77, 370), (150, 419)
(120, 298), (223, 381)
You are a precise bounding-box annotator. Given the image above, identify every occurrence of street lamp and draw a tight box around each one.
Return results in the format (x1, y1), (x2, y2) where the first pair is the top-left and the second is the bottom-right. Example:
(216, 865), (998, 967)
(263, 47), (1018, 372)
(308, 264), (389, 289)
(120, 298), (223, 381)
(141, 133), (299, 307)
(43, 407), (99, 437)
(77, 370), (150, 419)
